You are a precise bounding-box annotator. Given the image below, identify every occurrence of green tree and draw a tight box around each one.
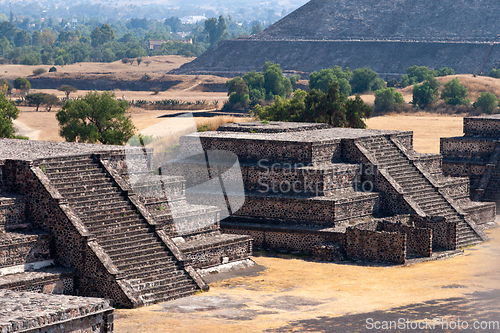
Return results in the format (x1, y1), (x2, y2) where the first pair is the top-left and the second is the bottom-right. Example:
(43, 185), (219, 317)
(309, 66), (352, 95)
(0, 92), (22, 138)
(26, 93), (49, 112)
(58, 85), (78, 99)
(42, 94), (60, 112)
(56, 91), (135, 145)
(164, 17), (182, 33)
(13, 77), (30, 93)
(242, 70), (265, 103)
(412, 77), (441, 108)
(374, 88), (405, 114)
(437, 67), (455, 77)
(90, 24), (116, 47)
(225, 77), (249, 109)
(488, 69), (500, 79)
(14, 30), (30, 47)
(204, 16), (228, 46)
(350, 67), (381, 94)
(263, 62), (292, 100)
(473, 92), (498, 114)
(253, 82), (372, 128)
(441, 78), (469, 106)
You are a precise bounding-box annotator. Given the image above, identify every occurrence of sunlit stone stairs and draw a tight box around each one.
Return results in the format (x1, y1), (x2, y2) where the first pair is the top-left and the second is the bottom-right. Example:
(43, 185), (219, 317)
(42, 155), (199, 305)
(360, 136), (483, 248)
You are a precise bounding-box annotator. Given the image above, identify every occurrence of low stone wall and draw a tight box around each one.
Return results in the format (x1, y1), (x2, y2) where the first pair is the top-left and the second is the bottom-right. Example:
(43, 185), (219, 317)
(222, 222), (345, 256)
(178, 235), (252, 269)
(346, 224), (406, 264)
(413, 216), (457, 250)
(233, 193), (378, 227)
(0, 268), (74, 294)
(441, 137), (495, 162)
(377, 221), (432, 257)
(0, 232), (53, 269)
(463, 115), (500, 137)
(0, 289), (114, 333)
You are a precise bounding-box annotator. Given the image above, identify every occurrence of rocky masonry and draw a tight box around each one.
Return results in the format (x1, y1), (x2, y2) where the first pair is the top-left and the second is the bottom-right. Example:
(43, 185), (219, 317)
(171, 122), (495, 264)
(442, 114), (500, 209)
(0, 139), (252, 313)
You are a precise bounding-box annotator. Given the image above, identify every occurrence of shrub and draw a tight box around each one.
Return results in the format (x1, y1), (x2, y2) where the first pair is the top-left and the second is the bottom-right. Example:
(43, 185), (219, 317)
(473, 92), (498, 114)
(290, 75), (301, 86)
(411, 77), (440, 108)
(141, 73), (151, 81)
(121, 58), (129, 64)
(32, 68), (46, 76)
(151, 87), (161, 95)
(309, 66), (352, 95)
(49, 66), (57, 72)
(374, 88), (405, 114)
(350, 67), (381, 94)
(441, 78), (470, 106)
(488, 69), (500, 79)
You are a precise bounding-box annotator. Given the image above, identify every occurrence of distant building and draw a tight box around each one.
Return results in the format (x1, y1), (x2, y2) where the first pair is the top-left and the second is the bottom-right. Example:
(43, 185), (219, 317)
(149, 39), (193, 50)
(180, 15), (206, 24)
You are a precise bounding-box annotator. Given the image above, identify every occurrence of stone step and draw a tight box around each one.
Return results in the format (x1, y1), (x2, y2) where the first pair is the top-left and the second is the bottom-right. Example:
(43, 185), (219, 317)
(41, 156), (94, 166)
(417, 201), (449, 210)
(95, 227), (152, 241)
(79, 209), (137, 221)
(135, 277), (194, 294)
(42, 163), (104, 176)
(86, 215), (142, 228)
(98, 233), (155, 249)
(119, 261), (180, 279)
(108, 245), (168, 262)
(140, 286), (198, 306)
(73, 202), (133, 215)
(127, 269), (187, 284)
(105, 239), (164, 257)
(87, 218), (145, 234)
(60, 186), (121, 198)
(68, 194), (127, 207)
(114, 252), (173, 271)
(412, 194), (445, 204)
(50, 177), (111, 188)
(93, 224), (151, 239)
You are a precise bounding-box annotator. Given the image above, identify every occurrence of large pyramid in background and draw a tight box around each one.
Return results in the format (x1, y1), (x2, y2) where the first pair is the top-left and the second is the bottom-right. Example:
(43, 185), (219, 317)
(172, 0), (500, 77)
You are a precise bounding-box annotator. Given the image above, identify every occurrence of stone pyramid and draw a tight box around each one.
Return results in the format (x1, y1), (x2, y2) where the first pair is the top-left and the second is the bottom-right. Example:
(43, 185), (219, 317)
(172, 0), (500, 76)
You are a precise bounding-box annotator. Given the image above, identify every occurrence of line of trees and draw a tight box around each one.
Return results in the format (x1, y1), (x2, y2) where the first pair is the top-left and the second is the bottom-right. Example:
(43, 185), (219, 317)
(0, 14), (265, 66)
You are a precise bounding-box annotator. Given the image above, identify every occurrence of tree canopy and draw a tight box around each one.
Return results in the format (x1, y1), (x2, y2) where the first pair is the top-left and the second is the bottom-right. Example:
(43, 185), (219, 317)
(58, 85), (78, 99)
(90, 24), (116, 47)
(252, 82), (372, 128)
(411, 77), (441, 108)
(204, 16), (228, 46)
(0, 92), (24, 139)
(441, 78), (469, 106)
(473, 92), (498, 114)
(56, 91), (135, 145)
(309, 66), (352, 95)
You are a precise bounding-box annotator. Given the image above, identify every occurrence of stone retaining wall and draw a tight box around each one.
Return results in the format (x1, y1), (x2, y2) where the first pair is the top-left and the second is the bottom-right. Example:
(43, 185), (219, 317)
(0, 232), (53, 269)
(346, 225), (407, 264)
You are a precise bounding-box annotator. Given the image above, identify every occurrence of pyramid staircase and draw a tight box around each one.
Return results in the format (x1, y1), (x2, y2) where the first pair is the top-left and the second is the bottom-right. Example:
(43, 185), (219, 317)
(41, 155), (202, 306)
(358, 136), (484, 248)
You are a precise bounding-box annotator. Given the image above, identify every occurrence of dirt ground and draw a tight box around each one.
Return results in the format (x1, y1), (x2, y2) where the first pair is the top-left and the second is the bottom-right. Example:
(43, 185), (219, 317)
(114, 227), (500, 333)
(365, 113), (464, 153)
